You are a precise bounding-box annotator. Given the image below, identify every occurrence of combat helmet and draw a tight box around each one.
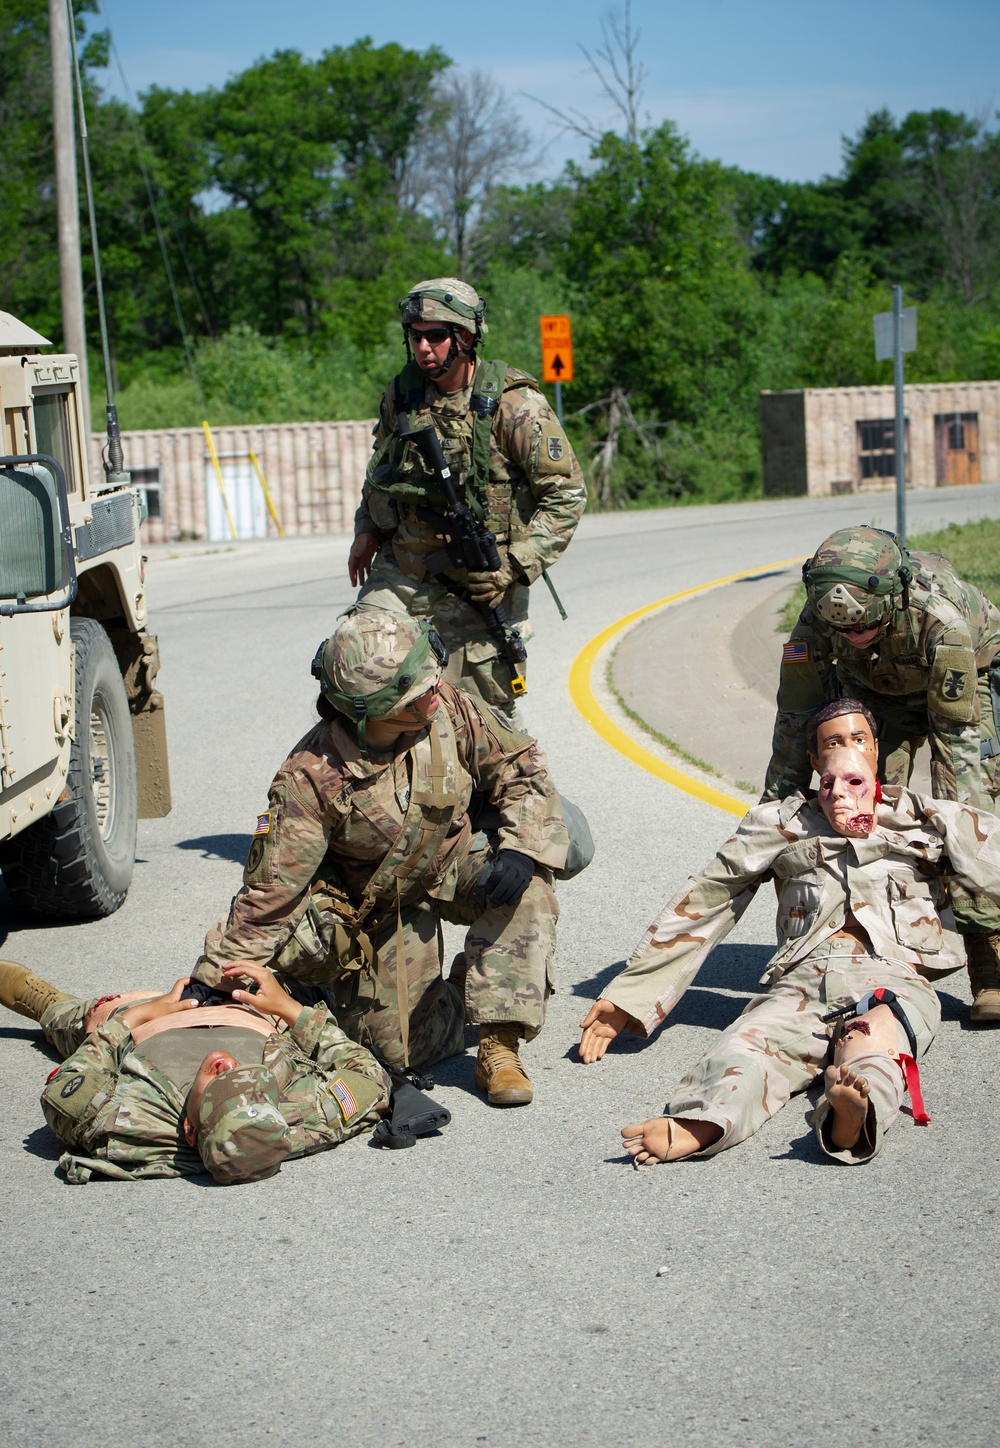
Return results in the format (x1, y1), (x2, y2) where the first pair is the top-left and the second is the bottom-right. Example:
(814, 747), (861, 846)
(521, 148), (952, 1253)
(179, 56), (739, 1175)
(196, 1065), (292, 1184)
(802, 526), (912, 632)
(398, 278), (487, 373)
(311, 609), (449, 755)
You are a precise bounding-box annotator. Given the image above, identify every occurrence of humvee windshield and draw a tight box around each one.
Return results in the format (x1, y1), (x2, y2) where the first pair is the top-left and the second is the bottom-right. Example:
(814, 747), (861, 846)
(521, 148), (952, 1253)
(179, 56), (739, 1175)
(32, 391), (75, 489)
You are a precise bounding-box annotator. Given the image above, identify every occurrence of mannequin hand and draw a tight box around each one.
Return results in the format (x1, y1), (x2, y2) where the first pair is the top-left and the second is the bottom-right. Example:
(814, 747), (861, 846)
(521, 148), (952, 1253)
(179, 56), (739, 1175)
(578, 999), (630, 1063)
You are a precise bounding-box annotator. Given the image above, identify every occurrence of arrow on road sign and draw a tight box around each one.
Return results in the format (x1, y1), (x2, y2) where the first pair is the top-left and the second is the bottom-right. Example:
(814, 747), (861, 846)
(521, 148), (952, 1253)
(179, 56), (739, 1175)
(540, 314), (574, 384)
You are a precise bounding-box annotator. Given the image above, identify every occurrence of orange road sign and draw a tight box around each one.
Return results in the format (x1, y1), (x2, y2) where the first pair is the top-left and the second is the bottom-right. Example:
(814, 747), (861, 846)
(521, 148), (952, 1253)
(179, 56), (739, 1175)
(540, 314), (574, 384)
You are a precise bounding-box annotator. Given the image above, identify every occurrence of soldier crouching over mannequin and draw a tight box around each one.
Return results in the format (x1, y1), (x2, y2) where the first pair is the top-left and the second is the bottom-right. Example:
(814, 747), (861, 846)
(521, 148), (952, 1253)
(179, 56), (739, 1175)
(188, 609), (590, 1106)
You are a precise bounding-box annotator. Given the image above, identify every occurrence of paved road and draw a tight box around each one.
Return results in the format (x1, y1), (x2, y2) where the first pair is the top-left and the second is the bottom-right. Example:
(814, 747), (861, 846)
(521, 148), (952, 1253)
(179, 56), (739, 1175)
(2, 486), (1000, 1448)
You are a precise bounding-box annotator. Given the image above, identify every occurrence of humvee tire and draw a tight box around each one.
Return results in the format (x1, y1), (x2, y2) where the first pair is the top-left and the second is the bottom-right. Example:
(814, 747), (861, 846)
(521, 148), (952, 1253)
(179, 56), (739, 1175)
(0, 618), (138, 918)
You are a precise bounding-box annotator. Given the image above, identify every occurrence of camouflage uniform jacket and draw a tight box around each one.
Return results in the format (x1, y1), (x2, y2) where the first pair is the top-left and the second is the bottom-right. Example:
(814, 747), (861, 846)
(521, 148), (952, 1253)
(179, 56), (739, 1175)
(195, 682), (569, 986)
(356, 363), (586, 588)
(41, 1004), (389, 1185)
(764, 552), (1000, 801)
(603, 788), (1000, 1038)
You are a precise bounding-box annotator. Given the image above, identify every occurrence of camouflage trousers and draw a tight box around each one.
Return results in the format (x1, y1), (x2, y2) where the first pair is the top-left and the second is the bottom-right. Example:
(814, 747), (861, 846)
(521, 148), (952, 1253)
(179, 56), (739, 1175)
(273, 839), (558, 1074)
(662, 939), (940, 1165)
(356, 550), (530, 718)
(40, 993), (155, 1060)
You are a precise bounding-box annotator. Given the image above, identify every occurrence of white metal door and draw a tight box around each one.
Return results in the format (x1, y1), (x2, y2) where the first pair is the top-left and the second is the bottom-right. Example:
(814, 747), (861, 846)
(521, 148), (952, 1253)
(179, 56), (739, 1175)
(205, 458), (267, 541)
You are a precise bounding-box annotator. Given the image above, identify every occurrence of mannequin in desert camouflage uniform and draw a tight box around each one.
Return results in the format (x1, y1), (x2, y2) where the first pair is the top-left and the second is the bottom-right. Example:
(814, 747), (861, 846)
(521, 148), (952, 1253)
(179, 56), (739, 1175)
(581, 708), (1000, 1165)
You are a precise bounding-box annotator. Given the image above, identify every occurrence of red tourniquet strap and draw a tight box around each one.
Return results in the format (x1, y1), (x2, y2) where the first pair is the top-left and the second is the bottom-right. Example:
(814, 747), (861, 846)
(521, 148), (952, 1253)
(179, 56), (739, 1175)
(899, 1054), (930, 1125)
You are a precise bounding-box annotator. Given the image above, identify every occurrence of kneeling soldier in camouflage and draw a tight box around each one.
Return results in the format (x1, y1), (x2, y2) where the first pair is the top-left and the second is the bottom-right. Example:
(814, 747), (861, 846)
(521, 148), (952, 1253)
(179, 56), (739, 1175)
(188, 609), (578, 1105)
(0, 961), (390, 1185)
(580, 706), (1000, 1166)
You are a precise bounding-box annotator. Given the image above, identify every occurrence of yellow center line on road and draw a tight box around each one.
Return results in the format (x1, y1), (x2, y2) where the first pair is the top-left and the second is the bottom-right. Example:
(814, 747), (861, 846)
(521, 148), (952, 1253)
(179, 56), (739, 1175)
(567, 558), (805, 818)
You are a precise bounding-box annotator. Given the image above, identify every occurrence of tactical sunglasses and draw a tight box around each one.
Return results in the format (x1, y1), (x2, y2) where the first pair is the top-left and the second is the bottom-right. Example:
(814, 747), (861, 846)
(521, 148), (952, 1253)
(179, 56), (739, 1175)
(406, 325), (452, 345)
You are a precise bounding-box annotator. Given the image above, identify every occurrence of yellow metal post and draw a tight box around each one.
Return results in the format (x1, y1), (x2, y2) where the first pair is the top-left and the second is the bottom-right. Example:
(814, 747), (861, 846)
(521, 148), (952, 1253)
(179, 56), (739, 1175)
(248, 449), (284, 536)
(202, 419), (237, 541)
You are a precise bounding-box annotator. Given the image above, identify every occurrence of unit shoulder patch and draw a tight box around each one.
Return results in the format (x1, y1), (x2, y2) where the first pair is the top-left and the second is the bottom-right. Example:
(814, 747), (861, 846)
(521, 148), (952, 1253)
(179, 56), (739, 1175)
(929, 643), (977, 722)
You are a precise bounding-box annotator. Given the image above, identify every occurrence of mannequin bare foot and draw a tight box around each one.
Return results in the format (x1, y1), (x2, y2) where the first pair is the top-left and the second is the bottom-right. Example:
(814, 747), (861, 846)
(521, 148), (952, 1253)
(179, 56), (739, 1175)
(825, 1064), (871, 1149)
(621, 1116), (723, 1167)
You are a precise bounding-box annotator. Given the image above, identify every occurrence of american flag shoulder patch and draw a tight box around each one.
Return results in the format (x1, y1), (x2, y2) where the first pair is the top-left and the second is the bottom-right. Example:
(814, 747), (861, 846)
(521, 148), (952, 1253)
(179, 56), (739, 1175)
(782, 641), (809, 664)
(328, 1077), (359, 1122)
(254, 812), (272, 836)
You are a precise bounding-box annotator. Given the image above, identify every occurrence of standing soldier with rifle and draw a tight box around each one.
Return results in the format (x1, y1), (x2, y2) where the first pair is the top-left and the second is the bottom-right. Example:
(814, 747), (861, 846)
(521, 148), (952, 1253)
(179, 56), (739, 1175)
(348, 278), (586, 716)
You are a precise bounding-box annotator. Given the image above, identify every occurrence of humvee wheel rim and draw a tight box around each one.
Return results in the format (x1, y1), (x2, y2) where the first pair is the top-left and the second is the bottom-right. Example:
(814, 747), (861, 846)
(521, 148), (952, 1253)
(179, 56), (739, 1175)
(89, 703), (114, 838)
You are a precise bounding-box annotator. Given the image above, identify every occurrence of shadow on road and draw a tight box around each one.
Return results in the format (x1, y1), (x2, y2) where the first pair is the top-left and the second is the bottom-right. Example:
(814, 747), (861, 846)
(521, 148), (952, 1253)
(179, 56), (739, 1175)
(22, 1125), (65, 1163)
(176, 834), (251, 865)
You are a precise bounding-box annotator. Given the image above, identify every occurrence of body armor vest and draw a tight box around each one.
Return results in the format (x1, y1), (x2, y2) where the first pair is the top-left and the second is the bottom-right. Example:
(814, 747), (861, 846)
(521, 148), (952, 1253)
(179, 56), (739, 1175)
(366, 358), (539, 558)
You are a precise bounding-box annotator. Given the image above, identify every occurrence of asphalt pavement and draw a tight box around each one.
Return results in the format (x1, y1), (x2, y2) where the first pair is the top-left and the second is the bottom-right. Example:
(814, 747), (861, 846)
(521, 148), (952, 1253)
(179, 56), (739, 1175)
(2, 484), (1000, 1448)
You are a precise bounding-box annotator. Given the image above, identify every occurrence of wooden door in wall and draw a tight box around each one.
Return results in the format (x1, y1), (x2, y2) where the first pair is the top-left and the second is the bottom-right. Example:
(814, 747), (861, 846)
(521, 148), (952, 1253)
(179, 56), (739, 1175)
(935, 413), (980, 486)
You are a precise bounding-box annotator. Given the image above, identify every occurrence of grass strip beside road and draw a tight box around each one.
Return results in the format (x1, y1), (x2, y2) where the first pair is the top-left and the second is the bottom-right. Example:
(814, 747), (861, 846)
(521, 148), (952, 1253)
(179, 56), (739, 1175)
(568, 560), (804, 818)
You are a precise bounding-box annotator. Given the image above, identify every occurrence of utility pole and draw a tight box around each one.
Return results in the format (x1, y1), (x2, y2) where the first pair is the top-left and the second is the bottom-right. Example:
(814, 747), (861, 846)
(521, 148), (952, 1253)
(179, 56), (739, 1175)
(49, 0), (91, 433)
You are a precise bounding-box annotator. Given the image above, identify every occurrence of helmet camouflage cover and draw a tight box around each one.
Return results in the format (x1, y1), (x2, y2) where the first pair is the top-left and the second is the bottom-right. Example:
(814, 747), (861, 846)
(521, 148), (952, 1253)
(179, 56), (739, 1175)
(398, 277), (488, 339)
(196, 1065), (291, 1184)
(804, 526), (910, 631)
(314, 609), (446, 724)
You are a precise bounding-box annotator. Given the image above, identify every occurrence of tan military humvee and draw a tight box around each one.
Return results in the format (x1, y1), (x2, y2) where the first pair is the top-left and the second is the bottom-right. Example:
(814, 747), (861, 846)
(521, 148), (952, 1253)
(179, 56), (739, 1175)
(0, 310), (170, 918)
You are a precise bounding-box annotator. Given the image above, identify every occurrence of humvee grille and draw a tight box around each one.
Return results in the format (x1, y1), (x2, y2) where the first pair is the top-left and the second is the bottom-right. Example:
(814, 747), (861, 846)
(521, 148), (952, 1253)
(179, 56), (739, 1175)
(75, 492), (135, 560)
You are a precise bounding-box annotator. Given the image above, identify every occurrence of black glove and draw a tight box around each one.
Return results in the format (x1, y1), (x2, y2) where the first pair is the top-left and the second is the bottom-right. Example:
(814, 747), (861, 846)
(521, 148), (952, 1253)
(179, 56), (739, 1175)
(475, 849), (535, 910)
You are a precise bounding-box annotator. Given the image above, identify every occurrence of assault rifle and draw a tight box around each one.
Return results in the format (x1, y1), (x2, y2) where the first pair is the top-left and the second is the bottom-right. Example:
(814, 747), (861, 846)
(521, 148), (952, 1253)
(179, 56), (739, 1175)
(399, 423), (527, 696)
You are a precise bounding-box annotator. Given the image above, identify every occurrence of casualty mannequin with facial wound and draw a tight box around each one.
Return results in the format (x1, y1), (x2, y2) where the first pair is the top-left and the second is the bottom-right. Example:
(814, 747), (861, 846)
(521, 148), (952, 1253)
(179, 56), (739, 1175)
(580, 702), (1000, 1165)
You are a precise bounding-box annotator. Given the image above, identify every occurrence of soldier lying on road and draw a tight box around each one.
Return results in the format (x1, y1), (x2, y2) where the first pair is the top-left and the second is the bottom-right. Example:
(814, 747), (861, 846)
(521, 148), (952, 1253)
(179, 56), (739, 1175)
(0, 960), (391, 1185)
(186, 608), (587, 1107)
(579, 700), (1000, 1166)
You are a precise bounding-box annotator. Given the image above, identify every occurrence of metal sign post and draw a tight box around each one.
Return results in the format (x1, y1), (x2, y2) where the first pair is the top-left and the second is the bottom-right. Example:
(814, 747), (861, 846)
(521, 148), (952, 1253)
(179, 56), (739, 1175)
(874, 289), (917, 548)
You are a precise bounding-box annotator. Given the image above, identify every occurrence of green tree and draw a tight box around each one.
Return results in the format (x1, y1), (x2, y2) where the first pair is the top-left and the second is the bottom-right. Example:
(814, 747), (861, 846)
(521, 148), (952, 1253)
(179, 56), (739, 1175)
(565, 123), (762, 423)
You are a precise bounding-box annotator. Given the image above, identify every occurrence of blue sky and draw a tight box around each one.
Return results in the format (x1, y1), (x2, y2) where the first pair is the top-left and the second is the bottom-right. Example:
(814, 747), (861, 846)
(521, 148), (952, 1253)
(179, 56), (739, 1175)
(94, 0), (999, 182)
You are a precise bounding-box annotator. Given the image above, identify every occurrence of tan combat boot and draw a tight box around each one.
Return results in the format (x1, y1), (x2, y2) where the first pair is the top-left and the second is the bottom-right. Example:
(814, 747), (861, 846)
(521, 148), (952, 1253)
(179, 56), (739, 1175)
(0, 961), (69, 1022)
(474, 1023), (533, 1105)
(965, 934), (1000, 1023)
